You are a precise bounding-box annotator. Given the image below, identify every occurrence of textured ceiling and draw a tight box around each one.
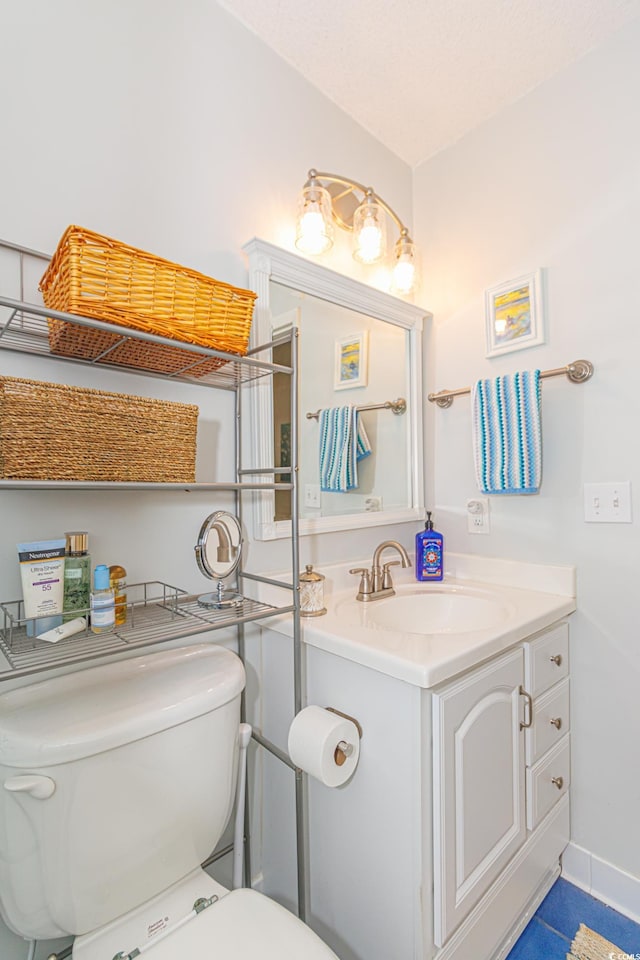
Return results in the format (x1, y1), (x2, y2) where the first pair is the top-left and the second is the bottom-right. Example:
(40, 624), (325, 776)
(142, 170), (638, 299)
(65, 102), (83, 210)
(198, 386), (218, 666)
(219, 0), (640, 167)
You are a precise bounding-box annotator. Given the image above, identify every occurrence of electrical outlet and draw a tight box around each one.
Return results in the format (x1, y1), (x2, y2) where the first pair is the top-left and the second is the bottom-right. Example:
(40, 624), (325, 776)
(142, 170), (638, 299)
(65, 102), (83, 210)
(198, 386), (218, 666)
(467, 497), (490, 534)
(365, 496), (383, 512)
(584, 481), (632, 522)
(304, 484), (321, 509)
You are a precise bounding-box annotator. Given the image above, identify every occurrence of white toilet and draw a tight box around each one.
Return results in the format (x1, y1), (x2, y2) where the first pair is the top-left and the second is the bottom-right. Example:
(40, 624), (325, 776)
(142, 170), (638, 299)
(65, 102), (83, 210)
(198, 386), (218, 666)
(0, 644), (338, 959)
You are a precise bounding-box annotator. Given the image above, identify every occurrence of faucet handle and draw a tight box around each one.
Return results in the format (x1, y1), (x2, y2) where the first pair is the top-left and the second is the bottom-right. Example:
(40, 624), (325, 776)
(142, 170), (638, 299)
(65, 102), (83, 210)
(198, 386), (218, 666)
(382, 560), (400, 589)
(349, 567), (372, 599)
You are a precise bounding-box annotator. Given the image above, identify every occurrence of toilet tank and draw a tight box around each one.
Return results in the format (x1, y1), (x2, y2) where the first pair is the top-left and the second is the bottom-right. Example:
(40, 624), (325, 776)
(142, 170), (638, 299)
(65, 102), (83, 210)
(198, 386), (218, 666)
(0, 644), (245, 940)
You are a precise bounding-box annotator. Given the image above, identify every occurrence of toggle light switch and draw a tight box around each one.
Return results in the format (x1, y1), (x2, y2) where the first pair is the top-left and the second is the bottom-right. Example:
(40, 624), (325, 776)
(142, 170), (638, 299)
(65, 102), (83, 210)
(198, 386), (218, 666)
(584, 481), (632, 523)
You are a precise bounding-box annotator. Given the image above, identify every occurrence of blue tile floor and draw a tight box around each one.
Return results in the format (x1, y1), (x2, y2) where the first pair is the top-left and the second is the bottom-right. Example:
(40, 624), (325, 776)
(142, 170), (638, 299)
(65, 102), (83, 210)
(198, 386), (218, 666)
(506, 878), (640, 959)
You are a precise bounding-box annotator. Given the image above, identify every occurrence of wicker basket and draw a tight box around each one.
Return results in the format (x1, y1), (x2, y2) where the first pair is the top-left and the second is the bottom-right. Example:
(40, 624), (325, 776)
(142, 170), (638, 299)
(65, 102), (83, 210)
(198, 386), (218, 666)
(39, 225), (257, 377)
(0, 377), (198, 482)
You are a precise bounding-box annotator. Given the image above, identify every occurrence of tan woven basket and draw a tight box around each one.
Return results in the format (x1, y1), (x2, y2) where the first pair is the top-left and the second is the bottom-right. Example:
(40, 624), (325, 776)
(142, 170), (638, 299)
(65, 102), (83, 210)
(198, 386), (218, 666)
(39, 225), (257, 377)
(0, 377), (198, 482)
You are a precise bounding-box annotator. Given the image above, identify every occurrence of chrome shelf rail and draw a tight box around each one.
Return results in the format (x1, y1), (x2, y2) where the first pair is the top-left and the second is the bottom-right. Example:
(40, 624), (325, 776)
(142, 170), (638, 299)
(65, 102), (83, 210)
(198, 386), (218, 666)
(0, 581), (294, 681)
(0, 237), (291, 390)
(0, 479), (293, 492)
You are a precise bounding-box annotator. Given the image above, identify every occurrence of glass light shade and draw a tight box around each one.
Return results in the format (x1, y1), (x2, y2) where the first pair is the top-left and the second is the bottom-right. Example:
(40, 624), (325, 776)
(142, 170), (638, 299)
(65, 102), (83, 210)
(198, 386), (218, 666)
(295, 182), (334, 255)
(392, 234), (419, 295)
(353, 195), (386, 264)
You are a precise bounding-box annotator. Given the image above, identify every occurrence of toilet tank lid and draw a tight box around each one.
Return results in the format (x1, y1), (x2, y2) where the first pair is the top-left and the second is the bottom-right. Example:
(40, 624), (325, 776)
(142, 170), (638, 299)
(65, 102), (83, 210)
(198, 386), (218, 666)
(0, 644), (246, 768)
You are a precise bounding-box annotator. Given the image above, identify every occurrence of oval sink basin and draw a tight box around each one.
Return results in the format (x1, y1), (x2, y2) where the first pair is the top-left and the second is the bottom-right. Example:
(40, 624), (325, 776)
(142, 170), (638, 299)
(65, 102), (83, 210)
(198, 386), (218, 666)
(363, 588), (511, 634)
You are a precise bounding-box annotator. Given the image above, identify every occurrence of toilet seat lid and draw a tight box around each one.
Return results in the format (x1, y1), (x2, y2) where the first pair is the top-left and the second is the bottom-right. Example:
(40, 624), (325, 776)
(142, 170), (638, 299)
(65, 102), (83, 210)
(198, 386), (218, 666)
(140, 888), (338, 959)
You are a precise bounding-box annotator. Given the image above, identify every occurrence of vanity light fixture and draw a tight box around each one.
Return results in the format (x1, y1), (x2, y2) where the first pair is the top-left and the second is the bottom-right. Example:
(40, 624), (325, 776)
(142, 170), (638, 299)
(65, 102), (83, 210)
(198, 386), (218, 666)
(295, 169), (419, 295)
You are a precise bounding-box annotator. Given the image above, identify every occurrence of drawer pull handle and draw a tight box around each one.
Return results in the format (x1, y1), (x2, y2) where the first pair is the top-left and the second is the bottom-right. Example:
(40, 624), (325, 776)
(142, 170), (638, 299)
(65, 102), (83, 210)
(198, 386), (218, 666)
(550, 654), (563, 666)
(550, 717), (562, 730)
(551, 776), (564, 790)
(519, 686), (533, 730)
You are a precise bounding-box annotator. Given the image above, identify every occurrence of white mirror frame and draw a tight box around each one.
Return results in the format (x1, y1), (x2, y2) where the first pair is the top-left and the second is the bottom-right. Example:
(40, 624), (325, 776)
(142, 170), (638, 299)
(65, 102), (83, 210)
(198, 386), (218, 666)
(243, 238), (426, 540)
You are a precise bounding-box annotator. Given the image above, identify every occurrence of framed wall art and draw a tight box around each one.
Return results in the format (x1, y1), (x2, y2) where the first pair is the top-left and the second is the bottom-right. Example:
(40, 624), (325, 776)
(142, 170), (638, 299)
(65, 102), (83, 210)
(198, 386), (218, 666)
(485, 270), (544, 357)
(334, 331), (369, 389)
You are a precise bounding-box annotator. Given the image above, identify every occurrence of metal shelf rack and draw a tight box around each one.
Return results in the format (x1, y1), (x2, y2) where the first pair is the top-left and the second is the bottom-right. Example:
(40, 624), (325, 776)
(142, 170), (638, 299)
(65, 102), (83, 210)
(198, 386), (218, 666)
(0, 581), (294, 681)
(0, 237), (307, 919)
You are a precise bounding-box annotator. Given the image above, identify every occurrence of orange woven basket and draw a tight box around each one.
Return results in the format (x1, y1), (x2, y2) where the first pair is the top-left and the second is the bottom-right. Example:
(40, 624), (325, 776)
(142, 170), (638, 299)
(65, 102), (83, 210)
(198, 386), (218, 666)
(39, 226), (257, 377)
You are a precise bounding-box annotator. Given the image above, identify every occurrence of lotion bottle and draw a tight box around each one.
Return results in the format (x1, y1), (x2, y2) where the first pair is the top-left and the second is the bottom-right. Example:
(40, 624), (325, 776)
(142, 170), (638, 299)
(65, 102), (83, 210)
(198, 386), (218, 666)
(90, 564), (115, 634)
(415, 511), (444, 582)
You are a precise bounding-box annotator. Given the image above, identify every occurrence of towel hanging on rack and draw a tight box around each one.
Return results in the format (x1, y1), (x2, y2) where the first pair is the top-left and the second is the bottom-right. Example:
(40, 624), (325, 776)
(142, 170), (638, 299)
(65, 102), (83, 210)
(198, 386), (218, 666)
(319, 406), (372, 493)
(472, 370), (542, 494)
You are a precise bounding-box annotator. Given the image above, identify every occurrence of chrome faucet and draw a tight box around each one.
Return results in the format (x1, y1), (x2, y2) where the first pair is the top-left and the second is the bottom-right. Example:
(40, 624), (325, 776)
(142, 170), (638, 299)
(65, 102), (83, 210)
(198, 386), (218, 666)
(350, 540), (411, 602)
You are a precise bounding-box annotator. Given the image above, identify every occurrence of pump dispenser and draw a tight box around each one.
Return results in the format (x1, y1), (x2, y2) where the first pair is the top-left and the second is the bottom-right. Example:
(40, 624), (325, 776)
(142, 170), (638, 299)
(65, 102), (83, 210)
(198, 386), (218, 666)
(415, 511), (444, 582)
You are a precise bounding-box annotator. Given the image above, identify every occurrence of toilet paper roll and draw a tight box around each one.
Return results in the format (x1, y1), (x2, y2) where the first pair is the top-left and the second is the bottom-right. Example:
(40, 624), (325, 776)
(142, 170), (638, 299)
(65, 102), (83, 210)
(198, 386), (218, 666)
(288, 705), (360, 787)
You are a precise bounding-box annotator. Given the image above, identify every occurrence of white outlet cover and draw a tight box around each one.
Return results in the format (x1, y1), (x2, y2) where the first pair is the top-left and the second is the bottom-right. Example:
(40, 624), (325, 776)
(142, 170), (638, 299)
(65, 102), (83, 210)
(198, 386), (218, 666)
(466, 497), (490, 534)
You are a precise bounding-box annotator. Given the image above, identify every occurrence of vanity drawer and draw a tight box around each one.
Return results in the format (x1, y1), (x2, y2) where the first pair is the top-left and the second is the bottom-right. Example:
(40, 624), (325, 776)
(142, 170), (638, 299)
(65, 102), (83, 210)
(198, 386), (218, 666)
(526, 734), (570, 830)
(525, 678), (570, 766)
(524, 623), (569, 698)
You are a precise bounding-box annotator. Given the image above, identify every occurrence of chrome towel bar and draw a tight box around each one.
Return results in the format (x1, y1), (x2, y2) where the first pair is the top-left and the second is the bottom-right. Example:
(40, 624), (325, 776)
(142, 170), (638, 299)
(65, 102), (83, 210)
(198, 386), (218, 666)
(428, 360), (593, 408)
(306, 397), (407, 420)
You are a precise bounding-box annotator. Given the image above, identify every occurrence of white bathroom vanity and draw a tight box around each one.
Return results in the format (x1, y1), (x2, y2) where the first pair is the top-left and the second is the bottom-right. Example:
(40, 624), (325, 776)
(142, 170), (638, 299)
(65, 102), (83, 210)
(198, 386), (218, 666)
(255, 553), (575, 960)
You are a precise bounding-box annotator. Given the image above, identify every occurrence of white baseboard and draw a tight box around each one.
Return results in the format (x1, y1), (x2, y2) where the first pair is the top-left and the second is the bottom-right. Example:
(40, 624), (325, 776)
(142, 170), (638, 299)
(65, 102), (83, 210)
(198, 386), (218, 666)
(561, 842), (640, 925)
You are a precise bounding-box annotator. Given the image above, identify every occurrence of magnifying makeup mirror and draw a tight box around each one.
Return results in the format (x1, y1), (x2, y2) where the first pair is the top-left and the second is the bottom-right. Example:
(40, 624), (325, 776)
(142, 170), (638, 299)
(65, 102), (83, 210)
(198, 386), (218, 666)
(194, 511), (243, 608)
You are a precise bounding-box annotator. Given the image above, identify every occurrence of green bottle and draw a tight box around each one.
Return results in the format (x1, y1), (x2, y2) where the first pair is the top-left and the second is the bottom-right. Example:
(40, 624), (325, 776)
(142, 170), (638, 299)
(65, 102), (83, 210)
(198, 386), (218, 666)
(62, 531), (91, 621)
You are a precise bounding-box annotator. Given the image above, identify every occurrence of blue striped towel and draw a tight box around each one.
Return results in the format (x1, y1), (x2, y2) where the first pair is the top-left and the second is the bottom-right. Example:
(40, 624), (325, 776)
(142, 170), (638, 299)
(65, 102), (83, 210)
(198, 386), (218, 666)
(319, 406), (372, 492)
(472, 371), (542, 494)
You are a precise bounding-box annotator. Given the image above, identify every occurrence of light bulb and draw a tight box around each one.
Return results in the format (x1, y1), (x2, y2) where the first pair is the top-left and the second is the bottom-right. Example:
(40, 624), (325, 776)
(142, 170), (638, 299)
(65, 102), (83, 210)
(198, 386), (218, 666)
(356, 219), (384, 263)
(392, 232), (419, 295)
(295, 180), (333, 255)
(393, 257), (416, 295)
(353, 193), (386, 265)
(297, 209), (331, 254)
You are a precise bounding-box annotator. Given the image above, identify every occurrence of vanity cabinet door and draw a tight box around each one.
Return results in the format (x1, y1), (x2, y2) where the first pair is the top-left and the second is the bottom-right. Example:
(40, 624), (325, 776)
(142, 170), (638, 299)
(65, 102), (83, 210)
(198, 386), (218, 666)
(432, 647), (526, 946)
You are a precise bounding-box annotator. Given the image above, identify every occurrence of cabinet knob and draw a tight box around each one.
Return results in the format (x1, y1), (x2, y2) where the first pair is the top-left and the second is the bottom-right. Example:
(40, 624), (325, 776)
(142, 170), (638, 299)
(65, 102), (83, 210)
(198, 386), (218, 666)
(551, 776), (564, 790)
(550, 716), (562, 730)
(549, 654), (563, 666)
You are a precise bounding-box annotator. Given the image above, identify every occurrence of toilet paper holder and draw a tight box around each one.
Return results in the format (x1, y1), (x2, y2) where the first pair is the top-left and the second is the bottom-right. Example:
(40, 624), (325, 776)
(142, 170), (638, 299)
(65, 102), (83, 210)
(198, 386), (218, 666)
(326, 706), (363, 766)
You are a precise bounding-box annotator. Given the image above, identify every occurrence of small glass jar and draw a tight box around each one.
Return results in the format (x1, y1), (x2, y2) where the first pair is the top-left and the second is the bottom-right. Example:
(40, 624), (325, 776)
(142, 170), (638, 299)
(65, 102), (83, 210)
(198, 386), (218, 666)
(299, 564), (327, 617)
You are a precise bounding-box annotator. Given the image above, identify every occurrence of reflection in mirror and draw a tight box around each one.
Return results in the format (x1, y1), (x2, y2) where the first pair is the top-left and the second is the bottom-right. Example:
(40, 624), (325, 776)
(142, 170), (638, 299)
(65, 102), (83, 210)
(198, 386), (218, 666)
(194, 511), (243, 607)
(271, 282), (410, 521)
(243, 239), (426, 540)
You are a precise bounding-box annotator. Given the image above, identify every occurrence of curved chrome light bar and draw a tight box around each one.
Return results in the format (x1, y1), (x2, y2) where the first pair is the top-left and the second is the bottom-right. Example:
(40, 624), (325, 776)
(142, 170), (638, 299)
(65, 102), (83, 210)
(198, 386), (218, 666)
(295, 169), (419, 295)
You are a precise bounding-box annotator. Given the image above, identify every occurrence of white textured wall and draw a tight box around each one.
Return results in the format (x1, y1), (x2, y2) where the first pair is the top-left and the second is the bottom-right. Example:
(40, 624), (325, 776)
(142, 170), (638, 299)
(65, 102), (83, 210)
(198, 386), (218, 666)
(414, 21), (640, 883)
(0, 2), (411, 957)
(0, 0), (414, 595)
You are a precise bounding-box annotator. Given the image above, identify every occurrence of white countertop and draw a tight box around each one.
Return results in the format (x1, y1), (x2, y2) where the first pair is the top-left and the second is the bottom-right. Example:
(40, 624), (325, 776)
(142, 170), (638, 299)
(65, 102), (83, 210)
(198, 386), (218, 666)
(259, 553), (576, 689)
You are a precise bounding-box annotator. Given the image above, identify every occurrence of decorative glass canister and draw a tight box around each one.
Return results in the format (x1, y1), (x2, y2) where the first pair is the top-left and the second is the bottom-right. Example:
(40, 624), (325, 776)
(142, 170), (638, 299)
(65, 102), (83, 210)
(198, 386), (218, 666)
(299, 564), (327, 617)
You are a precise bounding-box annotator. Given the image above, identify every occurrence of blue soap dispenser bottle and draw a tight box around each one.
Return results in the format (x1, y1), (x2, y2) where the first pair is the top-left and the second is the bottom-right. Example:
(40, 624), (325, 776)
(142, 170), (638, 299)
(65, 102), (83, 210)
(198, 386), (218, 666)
(416, 511), (444, 582)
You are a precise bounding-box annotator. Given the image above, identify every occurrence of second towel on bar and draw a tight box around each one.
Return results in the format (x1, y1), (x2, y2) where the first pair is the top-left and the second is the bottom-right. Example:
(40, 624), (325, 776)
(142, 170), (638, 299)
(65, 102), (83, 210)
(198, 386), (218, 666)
(472, 370), (542, 494)
(319, 405), (372, 492)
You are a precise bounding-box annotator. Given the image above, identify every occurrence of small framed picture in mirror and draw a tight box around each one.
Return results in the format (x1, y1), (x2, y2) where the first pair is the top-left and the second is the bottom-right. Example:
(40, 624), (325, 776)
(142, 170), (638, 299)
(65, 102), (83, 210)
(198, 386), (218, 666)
(334, 331), (369, 390)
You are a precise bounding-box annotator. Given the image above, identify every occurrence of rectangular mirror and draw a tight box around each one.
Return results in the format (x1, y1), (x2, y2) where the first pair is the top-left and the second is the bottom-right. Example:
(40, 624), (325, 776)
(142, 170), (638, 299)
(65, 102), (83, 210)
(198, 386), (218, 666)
(243, 239), (426, 540)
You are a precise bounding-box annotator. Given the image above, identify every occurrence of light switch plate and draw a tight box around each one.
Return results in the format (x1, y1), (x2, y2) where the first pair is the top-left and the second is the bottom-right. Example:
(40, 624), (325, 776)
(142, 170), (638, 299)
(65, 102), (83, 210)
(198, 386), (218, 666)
(304, 484), (321, 509)
(584, 481), (632, 523)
